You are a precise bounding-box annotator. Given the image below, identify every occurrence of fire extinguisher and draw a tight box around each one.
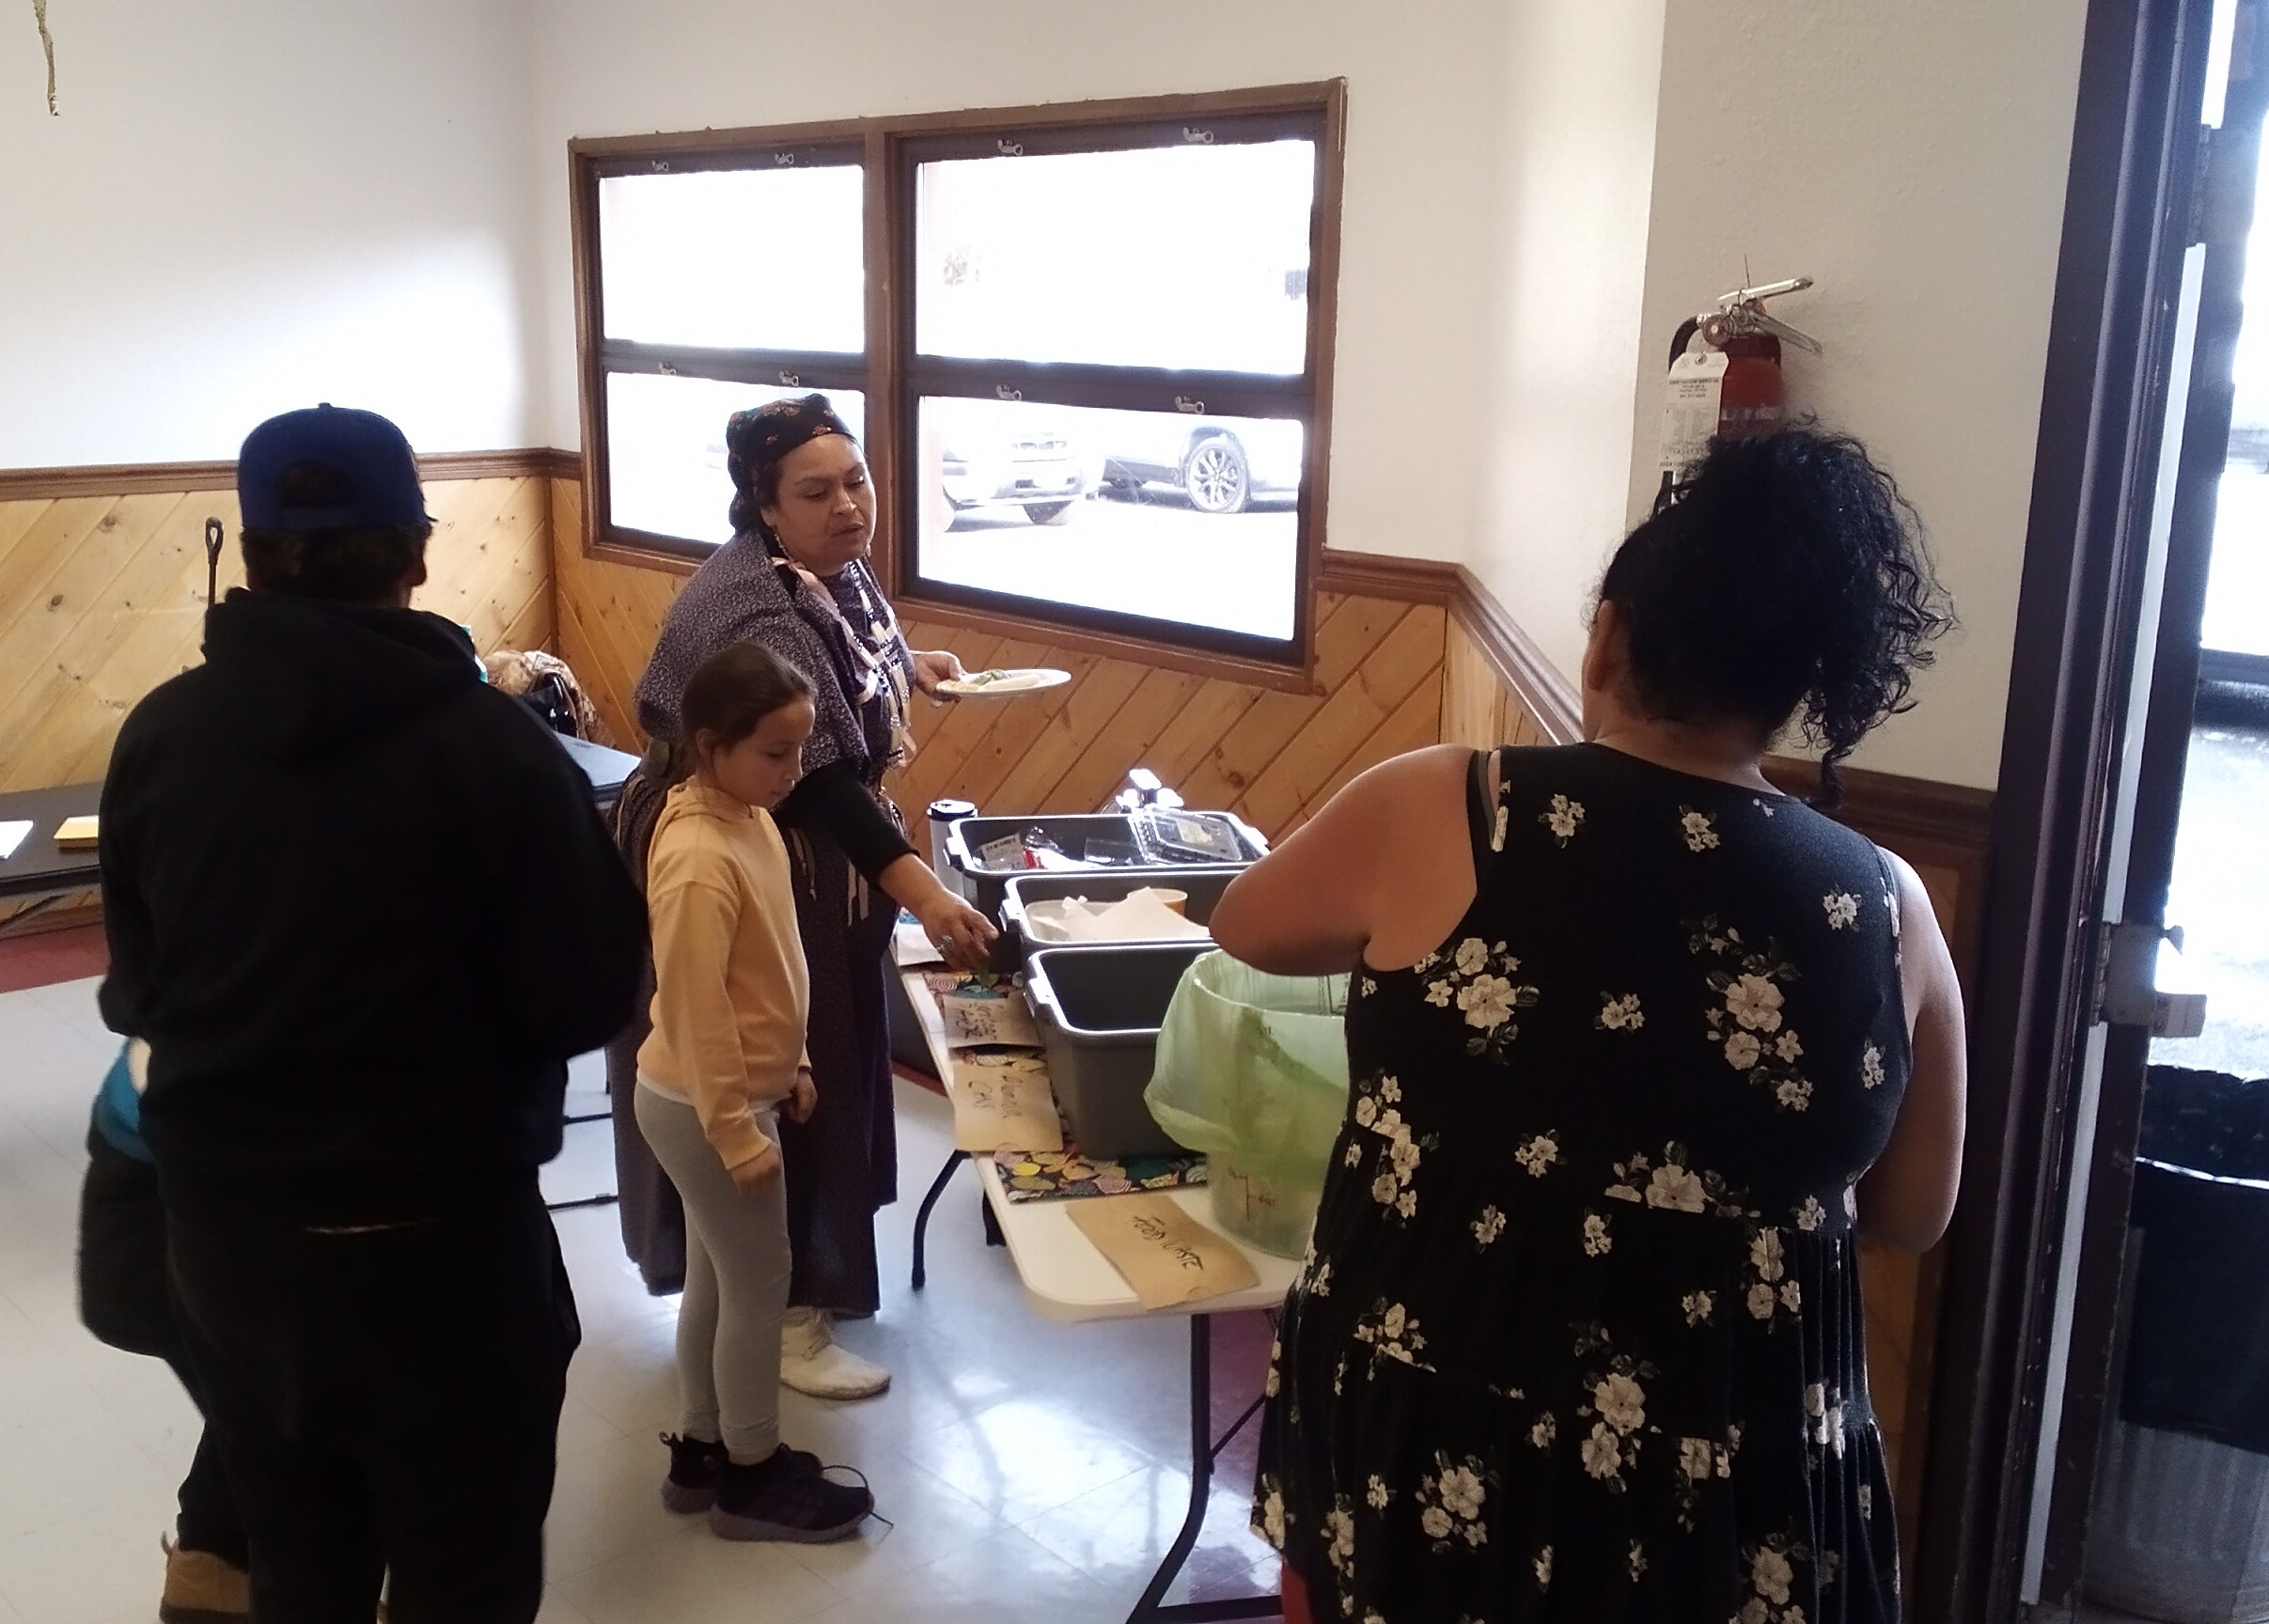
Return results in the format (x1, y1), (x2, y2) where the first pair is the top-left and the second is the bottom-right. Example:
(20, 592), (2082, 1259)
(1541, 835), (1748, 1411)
(1655, 275), (1822, 506)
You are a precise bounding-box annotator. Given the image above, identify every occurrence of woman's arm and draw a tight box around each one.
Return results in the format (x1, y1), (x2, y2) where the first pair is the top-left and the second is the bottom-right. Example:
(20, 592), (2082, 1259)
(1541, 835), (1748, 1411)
(1211, 745), (1476, 976)
(775, 762), (915, 877)
(771, 762), (995, 968)
(1856, 851), (1968, 1252)
(875, 852), (997, 970)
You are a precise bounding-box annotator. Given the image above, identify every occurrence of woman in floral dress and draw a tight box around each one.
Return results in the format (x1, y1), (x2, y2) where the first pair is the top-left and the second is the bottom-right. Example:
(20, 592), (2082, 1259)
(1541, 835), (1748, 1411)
(1212, 429), (1966, 1623)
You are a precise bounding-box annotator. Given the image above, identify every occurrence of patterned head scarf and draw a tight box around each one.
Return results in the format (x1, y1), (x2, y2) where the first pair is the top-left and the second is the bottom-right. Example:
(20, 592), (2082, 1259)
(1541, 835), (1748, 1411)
(726, 394), (856, 537)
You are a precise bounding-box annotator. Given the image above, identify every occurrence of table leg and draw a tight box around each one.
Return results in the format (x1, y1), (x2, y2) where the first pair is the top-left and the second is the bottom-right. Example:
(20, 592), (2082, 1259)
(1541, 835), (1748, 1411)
(1127, 1315), (1280, 1623)
(911, 1148), (969, 1290)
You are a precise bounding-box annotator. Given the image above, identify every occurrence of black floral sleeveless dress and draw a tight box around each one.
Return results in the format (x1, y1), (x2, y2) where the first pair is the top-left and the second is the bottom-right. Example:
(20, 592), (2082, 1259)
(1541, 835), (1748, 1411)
(1253, 743), (1910, 1623)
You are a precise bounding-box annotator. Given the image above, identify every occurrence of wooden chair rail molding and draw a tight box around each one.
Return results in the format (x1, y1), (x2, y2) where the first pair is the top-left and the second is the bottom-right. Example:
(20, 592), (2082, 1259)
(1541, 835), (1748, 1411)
(0, 448), (580, 502)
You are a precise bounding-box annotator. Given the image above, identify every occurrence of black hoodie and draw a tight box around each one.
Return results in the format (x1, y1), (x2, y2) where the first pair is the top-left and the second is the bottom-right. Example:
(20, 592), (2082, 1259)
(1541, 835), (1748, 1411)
(99, 590), (645, 1223)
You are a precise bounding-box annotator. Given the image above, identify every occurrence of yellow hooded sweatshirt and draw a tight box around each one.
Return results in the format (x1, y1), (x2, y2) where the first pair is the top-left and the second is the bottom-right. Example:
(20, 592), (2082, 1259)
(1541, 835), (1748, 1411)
(636, 781), (808, 1171)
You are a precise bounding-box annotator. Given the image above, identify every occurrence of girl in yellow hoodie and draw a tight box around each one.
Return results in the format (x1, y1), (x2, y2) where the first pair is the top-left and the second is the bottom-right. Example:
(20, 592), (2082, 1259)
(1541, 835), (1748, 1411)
(634, 641), (875, 1542)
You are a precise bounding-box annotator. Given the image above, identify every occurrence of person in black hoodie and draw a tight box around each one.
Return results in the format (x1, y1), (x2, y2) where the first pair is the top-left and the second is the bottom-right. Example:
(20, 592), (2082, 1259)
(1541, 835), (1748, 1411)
(98, 404), (646, 1624)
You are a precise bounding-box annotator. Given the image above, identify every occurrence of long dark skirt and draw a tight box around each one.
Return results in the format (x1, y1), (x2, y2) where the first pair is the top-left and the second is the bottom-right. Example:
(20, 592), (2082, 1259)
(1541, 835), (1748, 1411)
(606, 767), (901, 1313)
(777, 820), (900, 1316)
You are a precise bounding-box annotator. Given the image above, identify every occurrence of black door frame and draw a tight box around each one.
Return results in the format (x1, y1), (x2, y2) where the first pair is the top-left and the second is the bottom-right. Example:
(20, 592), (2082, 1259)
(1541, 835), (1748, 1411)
(2033, 1), (2265, 1604)
(1913, 0), (2227, 1617)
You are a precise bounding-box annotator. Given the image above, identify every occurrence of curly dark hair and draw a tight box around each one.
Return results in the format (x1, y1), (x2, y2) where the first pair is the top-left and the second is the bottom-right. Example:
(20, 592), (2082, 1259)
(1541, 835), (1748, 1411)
(1595, 427), (1952, 809)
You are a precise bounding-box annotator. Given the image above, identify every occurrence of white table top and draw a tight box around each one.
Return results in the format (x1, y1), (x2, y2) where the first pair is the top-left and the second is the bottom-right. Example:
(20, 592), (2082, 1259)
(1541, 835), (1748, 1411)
(900, 965), (1301, 1325)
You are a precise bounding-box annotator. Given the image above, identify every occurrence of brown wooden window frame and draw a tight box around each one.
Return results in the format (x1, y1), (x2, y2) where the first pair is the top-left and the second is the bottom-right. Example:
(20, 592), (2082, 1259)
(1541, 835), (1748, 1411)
(568, 81), (1346, 685)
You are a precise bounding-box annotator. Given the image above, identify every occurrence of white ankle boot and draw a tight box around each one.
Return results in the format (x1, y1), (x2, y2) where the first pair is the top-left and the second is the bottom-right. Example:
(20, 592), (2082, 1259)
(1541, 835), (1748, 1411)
(779, 1306), (890, 1399)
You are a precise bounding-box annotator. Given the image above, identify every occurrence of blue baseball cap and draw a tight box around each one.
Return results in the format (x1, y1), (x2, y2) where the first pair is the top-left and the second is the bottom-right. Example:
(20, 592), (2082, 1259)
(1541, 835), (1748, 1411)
(237, 404), (431, 530)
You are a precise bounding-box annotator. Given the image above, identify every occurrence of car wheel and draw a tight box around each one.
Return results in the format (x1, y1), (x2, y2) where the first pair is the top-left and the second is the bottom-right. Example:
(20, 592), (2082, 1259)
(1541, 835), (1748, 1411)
(1183, 435), (1250, 514)
(1024, 501), (1076, 526)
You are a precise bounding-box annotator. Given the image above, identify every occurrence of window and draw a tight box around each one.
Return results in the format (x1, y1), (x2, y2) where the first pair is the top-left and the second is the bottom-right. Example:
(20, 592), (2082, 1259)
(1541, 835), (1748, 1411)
(571, 86), (1343, 670)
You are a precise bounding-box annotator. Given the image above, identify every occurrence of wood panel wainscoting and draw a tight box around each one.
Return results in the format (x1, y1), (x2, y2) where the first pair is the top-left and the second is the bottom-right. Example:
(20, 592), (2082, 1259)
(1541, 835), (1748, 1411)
(0, 450), (565, 929)
(557, 514), (1468, 854)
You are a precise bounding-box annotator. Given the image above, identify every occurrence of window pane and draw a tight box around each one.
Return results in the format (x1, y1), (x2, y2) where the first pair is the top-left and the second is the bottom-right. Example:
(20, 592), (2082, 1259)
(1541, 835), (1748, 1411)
(915, 396), (1300, 641)
(915, 141), (1314, 374)
(599, 167), (865, 351)
(607, 373), (867, 547)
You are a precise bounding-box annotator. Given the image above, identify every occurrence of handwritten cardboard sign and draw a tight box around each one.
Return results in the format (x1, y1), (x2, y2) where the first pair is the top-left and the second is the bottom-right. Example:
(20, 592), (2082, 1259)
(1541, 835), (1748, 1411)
(1065, 1193), (1260, 1310)
(938, 986), (1042, 1049)
(949, 1054), (1064, 1153)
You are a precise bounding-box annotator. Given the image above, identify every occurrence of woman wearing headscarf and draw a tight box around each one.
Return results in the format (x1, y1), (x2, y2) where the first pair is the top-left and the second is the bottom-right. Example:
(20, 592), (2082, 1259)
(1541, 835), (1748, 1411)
(607, 394), (995, 1398)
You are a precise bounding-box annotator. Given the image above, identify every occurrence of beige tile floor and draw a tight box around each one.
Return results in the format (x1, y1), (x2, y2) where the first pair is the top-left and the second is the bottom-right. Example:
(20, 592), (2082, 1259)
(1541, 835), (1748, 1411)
(0, 976), (1282, 1623)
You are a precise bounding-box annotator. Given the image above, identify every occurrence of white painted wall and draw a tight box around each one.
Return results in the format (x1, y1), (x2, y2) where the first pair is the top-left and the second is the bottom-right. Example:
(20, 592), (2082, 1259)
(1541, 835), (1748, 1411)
(0, 0), (542, 466)
(1617, 1), (2092, 789)
(1468, 2), (1667, 677)
(524, 0), (1510, 567)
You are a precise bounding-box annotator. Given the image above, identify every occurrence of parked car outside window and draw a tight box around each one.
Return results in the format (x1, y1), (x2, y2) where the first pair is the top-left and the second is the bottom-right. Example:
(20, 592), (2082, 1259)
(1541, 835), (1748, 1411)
(934, 398), (1092, 527)
(1091, 410), (1303, 515)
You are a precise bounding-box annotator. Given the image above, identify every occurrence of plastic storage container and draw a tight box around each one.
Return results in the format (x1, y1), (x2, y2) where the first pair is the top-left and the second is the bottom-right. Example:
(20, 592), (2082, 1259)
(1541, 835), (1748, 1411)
(1024, 942), (1214, 1157)
(943, 812), (1266, 922)
(996, 868), (1238, 970)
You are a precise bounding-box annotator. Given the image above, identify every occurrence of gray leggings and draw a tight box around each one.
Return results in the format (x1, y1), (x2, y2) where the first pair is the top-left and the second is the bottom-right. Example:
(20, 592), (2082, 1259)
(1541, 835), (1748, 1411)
(633, 1083), (788, 1461)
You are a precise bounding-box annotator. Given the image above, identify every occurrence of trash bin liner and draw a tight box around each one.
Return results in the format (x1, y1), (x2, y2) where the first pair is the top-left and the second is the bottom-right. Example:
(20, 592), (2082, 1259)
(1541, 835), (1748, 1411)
(1145, 951), (1349, 1257)
(2139, 1066), (2269, 1179)
(2120, 1154), (2269, 1454)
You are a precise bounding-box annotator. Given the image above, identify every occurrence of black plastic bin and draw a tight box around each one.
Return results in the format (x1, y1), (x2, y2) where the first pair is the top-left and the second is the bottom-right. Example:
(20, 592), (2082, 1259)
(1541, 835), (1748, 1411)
(1024, 942), (1213, 1158)
(942, 812), (1266, 922)
(995, 868), (1236, 971)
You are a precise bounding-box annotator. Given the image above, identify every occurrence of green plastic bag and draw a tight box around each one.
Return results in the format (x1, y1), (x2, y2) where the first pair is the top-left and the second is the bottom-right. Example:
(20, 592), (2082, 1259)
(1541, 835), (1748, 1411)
(1145, 951), (1350, 1257)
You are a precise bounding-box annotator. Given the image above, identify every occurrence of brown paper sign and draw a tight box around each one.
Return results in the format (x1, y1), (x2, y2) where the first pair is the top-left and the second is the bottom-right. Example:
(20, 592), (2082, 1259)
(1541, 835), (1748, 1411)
(1065, 1193), (1260, 1310)
(938, 987), (1042, 1049)
(949, 1054), (1064, 1153)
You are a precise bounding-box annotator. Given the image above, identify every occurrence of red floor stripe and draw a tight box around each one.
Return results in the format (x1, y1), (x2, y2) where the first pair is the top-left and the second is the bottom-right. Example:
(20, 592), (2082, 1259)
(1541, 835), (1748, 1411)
(0, 923), (106, 994)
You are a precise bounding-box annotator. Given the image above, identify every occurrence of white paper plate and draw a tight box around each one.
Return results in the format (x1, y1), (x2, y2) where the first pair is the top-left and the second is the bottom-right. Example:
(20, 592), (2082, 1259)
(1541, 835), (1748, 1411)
(935, 667), (1072, 698)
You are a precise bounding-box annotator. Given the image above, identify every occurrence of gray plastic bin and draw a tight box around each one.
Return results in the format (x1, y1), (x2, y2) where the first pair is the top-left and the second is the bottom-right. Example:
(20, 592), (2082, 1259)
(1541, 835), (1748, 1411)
(996, 868), (1236, 971)
(1024, 942), (1213, 1158)
(942, 812), (1266, 923)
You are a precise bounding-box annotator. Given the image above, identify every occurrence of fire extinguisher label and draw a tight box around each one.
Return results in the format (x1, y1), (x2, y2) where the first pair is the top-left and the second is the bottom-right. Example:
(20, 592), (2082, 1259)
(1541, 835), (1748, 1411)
(1658, 349), (1729, 476)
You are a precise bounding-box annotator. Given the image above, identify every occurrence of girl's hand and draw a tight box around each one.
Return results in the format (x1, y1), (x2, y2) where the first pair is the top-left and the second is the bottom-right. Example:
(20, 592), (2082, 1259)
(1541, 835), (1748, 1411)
(911, 648), (966, 699)
(729, 1136), (782, 1194)
(785, 1068), (818, 1124)
(915, 889), (999, 971)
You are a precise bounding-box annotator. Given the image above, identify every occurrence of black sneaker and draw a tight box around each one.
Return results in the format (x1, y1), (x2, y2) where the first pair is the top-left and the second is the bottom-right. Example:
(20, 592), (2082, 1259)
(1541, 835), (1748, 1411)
(708, 1444), (875, 1543)
(660, 1433), (726, 1514)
